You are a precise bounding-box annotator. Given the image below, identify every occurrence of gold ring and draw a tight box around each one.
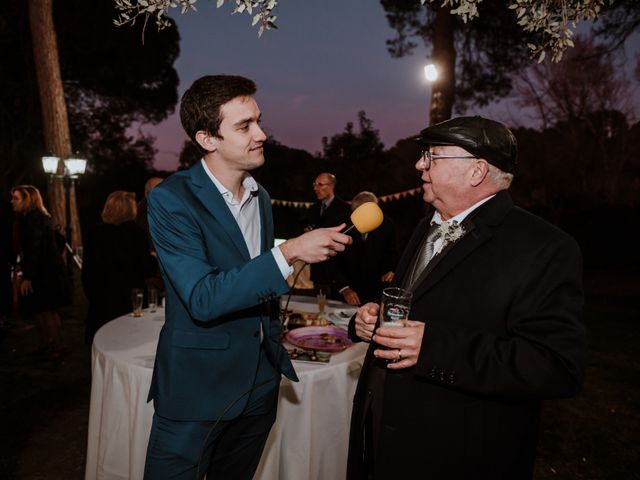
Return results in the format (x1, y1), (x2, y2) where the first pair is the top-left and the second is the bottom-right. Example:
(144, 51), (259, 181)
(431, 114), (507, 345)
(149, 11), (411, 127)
(397, 350), (403, 362)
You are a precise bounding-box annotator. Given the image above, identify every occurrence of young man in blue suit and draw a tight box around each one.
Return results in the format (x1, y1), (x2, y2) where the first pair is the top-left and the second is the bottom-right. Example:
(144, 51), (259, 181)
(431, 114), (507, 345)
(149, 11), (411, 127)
(143, 75), (352, 479)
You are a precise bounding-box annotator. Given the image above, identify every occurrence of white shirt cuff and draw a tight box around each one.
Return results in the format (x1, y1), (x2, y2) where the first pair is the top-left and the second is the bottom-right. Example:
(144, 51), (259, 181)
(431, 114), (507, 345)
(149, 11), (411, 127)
(272, 246), (294, 279)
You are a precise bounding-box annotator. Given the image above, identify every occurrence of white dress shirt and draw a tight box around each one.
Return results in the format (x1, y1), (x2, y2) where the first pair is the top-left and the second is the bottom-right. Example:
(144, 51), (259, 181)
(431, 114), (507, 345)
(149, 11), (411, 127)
(200, 159), (292, 278)
(429, 194), (496, 257)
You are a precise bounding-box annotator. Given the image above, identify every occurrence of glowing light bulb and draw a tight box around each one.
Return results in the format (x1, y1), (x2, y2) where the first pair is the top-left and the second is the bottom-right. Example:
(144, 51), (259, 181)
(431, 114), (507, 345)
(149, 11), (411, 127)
(424, 64), (438, 82)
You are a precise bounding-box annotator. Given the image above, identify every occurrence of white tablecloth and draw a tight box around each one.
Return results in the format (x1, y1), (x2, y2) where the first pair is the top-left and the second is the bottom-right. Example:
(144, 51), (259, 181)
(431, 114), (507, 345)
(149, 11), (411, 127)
(85, 296), (366, 480)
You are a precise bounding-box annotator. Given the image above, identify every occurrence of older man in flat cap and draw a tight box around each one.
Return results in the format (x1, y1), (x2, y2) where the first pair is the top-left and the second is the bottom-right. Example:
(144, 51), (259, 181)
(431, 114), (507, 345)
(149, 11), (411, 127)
(347, 116), (586, 480)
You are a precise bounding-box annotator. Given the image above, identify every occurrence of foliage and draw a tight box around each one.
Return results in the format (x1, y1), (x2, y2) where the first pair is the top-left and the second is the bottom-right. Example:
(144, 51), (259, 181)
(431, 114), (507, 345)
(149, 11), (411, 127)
(113, 0), (614, 61)
(421, 0), (614, 62)
(0, 0), (180, 216)
(594, 1), (640, 52)
(114, 0), (278, 37)
(506, 0), (613, 62)
(177, 140), (201, 170)
(321, 111), (384, 163)
(515, 36), (632, 128)
(511, 36), (639, 209)
(318, 111), (401, 197)
(382, 0), (534, 112)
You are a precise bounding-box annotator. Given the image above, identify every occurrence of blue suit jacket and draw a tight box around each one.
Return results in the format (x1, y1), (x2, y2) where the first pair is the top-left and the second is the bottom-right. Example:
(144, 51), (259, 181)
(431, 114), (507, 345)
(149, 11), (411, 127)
(147, 162), (297, 421)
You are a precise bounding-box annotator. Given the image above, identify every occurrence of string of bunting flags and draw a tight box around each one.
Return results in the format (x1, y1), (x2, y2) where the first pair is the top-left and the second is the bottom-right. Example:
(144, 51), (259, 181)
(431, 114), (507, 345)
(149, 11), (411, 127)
(271, 186), (422, 208)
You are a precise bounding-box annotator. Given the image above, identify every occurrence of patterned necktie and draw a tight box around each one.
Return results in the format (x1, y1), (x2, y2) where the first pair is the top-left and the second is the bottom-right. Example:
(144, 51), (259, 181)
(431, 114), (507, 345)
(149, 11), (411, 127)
(320, 202), (327, 216)
(409, 224), (442, 286)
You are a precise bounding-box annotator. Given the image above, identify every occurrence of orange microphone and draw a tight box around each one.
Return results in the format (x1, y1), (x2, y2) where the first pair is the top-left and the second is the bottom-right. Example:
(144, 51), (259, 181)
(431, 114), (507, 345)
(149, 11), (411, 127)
(342, 202), (384, 235)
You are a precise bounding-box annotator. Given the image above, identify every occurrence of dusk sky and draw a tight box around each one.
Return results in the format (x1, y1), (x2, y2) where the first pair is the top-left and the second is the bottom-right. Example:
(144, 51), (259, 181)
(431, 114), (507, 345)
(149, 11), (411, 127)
(142, 1), (640, 171)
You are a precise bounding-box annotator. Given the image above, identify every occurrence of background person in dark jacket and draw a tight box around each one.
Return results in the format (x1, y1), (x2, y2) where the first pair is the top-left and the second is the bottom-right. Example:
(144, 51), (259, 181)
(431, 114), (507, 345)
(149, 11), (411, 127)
(11, 185), (70, 356)
(337, 191), (397, 306)
(347, 117), (586, 480)
(82, 191), (153, 343)
(307, 172), (350, 298)
(136, 177), (165, 296)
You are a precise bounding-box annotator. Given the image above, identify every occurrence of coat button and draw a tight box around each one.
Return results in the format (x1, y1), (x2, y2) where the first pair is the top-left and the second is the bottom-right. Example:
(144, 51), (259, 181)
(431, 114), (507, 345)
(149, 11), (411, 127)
(254, 331), (260, 338)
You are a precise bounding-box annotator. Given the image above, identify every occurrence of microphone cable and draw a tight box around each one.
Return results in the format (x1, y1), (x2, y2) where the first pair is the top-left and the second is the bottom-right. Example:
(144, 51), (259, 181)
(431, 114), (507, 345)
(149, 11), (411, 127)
(283, 262), (309, 315)
(194, 300), (284, 479)
(192, 237), (350, 477)
(194, 373), (276, 479)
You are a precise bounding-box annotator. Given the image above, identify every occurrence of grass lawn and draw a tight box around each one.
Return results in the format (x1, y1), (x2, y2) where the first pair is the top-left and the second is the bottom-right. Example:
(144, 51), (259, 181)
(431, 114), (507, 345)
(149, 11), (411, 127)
(535, 266), (640, 480)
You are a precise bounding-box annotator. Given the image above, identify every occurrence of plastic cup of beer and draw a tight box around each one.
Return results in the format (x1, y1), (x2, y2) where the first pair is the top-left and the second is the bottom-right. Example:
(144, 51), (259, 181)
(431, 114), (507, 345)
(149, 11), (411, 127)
(131, 288), (144, 317)
(147, 288), (158, 313)
(379, 287), (412, 328)
(317, 290), (326, 315)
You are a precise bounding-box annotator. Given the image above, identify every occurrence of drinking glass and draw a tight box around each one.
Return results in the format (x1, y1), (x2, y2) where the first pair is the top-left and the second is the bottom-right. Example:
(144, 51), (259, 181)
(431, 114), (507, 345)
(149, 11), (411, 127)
(379, 287), (412, 328)
(147, 288), (158, 313)
(131, 288), (144, 317)
(316, 290), (326, 315)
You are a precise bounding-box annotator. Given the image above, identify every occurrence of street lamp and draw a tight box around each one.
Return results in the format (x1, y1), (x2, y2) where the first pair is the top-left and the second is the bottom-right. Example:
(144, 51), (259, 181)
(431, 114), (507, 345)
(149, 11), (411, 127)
(424, 64), (438, 83)
(64, 157), (87, 177)
(424, 63), (442, 125)
(42, 156), (60, 175)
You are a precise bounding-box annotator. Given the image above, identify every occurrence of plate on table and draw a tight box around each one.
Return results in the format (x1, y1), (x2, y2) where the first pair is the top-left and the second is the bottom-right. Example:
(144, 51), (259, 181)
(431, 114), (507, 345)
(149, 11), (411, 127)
(286, 326), (352, 352)
(284, 311), (331, 328)
(327, 308), (357, 326)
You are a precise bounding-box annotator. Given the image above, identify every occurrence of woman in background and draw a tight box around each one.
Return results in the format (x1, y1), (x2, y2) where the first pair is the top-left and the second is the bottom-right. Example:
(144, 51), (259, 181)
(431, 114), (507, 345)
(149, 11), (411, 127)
(10, 185), (70, 356)
(82, 191), (153, 343)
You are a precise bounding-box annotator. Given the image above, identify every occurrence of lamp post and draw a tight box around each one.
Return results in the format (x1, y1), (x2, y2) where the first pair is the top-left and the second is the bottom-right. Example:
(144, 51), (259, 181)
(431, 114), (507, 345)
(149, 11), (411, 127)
(424, 63), (441, 125)
(42, 155), (86, 271)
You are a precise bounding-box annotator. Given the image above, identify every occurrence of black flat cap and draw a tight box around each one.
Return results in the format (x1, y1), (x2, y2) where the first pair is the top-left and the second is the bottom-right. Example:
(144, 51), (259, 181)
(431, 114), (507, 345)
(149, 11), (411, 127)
(415, 116), (517, 173)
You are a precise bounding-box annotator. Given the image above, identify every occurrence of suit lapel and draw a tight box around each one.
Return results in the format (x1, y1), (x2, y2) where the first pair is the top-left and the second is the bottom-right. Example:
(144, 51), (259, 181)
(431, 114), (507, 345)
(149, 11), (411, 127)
(188, 162), (250, 260)
(409, 191), (514, 301)
(394, 217), (432, 288)
(410, 220), (488, 298)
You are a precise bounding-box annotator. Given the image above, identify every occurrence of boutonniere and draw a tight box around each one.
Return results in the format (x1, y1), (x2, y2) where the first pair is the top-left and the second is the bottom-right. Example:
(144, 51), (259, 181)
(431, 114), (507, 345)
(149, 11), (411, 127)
(434, 220), (466, 256)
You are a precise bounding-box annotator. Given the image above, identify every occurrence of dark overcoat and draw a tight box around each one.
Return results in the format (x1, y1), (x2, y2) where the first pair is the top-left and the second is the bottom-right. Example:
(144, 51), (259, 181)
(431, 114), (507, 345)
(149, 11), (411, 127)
(347, 191), (586, 480)
(307, 196), (350, 231)
(82, 220), (153, 342)
(337, 217), (398, 304)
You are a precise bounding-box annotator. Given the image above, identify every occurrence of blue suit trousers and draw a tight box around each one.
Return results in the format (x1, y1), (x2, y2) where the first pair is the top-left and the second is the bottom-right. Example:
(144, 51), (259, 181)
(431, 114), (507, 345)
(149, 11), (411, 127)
(144, 347), (280, 479)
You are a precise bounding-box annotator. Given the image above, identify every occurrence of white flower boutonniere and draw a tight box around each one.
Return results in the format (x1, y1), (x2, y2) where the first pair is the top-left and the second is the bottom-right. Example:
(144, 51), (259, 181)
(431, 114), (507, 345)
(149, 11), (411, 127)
(434, 220), (466, 256)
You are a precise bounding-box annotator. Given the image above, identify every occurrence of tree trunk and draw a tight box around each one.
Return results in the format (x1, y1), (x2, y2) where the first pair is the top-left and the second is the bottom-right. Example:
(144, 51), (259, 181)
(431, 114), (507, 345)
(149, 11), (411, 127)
(430, 4), (455, 125)
(28, 0), (82, 249)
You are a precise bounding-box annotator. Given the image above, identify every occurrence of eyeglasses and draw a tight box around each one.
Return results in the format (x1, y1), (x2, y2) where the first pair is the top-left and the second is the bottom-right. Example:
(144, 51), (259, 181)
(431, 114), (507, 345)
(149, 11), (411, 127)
(420, 150), (477, 170)
(313, 182), (330, 188)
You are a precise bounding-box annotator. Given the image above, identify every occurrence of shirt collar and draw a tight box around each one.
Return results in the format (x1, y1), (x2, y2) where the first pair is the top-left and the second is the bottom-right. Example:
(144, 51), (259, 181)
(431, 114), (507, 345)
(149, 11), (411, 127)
(200, 159), (258, 204)
(431, 194), (496, 226)
(323, 195), (335, 207)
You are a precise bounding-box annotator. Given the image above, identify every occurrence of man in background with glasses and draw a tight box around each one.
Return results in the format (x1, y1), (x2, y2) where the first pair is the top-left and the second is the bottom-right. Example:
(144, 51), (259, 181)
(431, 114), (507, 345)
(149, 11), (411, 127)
(347, 116), (586, 479)
(306, 172), (350, 298)
(308, 172), (350, 231)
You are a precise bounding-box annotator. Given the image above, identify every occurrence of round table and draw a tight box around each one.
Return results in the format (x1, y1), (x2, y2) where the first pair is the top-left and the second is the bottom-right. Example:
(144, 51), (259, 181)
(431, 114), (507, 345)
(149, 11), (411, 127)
(85, 296), (366, 480)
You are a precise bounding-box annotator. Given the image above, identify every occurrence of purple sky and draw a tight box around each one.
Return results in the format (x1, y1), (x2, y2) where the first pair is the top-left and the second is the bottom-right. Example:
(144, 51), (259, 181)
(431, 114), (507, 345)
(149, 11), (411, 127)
(142, 1), (640, 171)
